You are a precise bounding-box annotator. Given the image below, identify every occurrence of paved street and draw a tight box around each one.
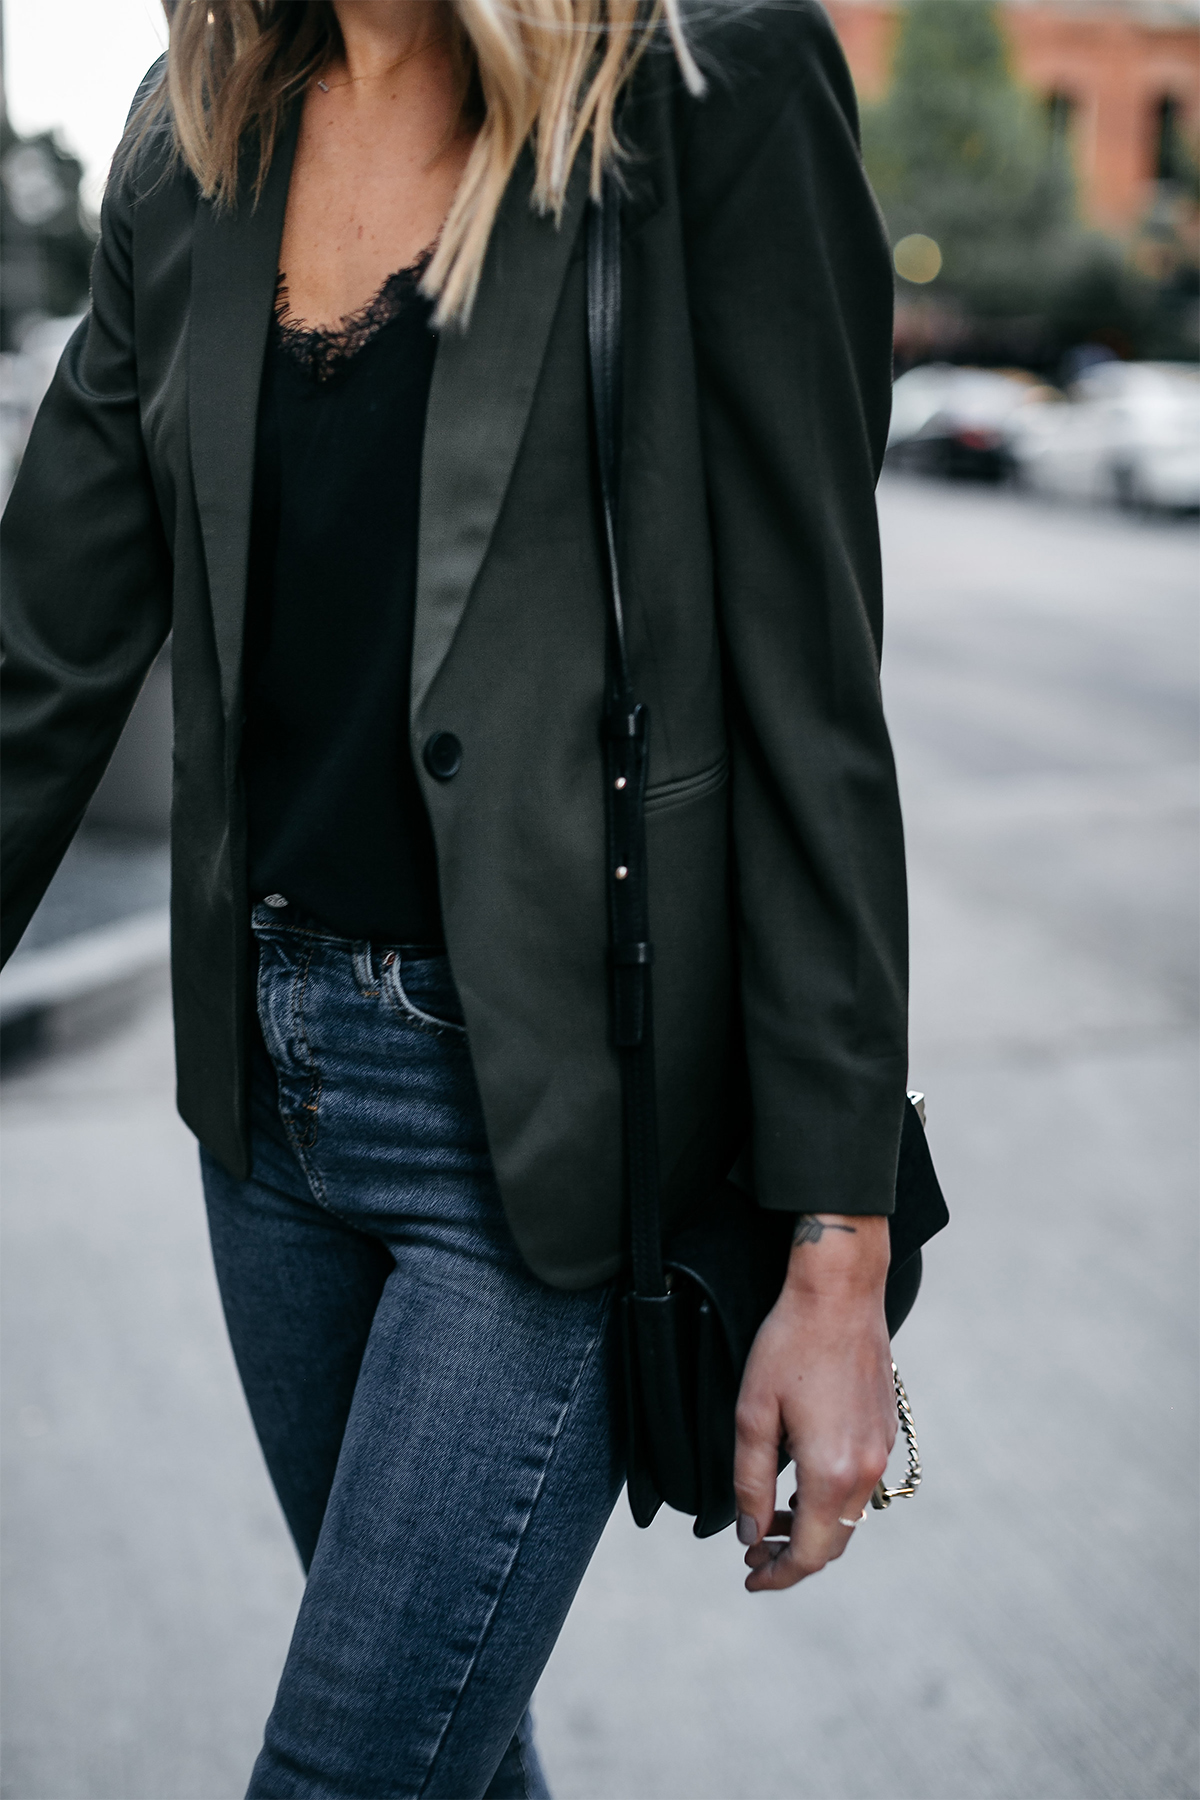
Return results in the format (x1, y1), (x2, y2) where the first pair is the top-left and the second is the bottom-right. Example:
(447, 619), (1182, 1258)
(3, 475), (1197, 1800)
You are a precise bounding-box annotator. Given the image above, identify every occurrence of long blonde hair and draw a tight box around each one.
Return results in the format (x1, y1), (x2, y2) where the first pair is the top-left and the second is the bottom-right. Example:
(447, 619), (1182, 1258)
(136, 0), (702, 324)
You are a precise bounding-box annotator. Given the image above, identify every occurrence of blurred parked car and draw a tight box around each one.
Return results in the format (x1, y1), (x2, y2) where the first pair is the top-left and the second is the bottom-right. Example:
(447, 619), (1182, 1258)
(886, 363), (1056, 482)
(0, 311), (83, 506)
(1009, 361), (1200, 513)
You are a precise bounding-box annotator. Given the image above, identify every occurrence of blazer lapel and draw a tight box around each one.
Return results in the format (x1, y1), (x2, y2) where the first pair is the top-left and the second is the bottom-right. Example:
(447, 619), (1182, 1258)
(189, 111), (299, 723)
(412, 147), (589, 717)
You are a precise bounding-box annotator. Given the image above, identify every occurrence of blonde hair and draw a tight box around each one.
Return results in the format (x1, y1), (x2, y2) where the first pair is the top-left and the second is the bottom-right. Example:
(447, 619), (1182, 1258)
(136, 0), (702, 324)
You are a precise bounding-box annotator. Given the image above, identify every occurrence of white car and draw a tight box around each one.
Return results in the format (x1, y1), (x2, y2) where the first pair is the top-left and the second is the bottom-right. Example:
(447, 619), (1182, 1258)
(887, 363), (1056, 480)
(1010, 361), (1200, 512)
(0, 312), (85, 508)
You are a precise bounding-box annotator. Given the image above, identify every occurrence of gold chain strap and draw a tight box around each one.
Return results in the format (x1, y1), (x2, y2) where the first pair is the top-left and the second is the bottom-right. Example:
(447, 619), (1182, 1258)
(870, 1361), (921, 1509)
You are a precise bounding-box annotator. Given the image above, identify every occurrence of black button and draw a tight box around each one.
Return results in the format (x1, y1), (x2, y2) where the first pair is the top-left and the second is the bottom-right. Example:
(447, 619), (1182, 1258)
(423, 731), (462, 781)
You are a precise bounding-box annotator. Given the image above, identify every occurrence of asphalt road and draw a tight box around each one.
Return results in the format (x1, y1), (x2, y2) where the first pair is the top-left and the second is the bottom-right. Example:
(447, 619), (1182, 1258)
(3, 474), (1197, 1800)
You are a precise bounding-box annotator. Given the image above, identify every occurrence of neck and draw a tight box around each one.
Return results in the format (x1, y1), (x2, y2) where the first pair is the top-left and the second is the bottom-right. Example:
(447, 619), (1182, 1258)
(329, 1), (448, 84)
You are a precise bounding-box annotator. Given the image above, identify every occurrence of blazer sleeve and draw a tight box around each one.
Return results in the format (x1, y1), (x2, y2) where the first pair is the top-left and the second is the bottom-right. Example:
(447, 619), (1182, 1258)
(1, 121), (173, 964)
(680, 1), (907, 1215)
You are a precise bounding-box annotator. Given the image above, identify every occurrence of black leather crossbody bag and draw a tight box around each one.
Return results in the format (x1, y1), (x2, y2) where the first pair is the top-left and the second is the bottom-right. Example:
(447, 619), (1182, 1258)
(585, 176), (950, 1539)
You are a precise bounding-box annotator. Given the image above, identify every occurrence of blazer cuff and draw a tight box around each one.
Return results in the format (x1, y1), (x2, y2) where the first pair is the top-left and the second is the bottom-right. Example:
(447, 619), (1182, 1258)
(750, 1056), (907, 1217)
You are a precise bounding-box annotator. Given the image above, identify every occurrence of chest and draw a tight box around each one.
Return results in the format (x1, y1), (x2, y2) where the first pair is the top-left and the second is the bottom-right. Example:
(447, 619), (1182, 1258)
(277, 86), (473, 329)
(128, 119), (719, 776)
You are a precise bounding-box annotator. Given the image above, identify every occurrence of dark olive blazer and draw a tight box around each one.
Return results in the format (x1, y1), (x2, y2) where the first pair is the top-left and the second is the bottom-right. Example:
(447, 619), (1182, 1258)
(1, 0), (907, 1288)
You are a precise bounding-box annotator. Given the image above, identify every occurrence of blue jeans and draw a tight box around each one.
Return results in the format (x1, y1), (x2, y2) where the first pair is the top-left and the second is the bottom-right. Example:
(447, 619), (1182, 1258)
(200, 903), (624, 1798)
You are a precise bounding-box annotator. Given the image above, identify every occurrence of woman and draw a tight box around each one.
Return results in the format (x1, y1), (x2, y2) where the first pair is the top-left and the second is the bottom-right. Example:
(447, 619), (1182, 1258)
(0, 0), (908, 1793)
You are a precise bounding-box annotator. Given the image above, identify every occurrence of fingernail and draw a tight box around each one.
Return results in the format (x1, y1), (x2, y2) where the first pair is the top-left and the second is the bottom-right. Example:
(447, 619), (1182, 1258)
(736, 1513), (759, 1546)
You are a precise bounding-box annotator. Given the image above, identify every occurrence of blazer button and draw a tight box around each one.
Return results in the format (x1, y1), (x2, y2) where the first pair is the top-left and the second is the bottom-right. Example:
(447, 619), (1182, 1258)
(423, 731), (463, 780)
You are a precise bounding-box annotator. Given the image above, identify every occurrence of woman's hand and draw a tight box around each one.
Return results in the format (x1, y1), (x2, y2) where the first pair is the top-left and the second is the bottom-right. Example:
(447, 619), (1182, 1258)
(733, 1214), (896, 1592)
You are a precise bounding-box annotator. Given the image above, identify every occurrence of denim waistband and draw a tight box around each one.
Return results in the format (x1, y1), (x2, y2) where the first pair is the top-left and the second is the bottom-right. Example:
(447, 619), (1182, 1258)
(250, 898), (445, 959)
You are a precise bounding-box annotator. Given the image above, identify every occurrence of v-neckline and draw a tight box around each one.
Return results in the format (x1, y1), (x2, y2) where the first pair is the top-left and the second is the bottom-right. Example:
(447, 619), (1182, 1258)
(272, 244), (437, 382)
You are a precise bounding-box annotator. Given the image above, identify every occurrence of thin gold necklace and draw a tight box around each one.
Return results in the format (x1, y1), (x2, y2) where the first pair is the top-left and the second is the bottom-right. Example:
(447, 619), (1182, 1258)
(315, 37), (445, 94)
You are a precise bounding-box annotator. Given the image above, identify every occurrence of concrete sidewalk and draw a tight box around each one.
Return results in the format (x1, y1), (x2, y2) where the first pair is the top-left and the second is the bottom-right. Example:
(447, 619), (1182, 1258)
(3, 479), (1197, 1799)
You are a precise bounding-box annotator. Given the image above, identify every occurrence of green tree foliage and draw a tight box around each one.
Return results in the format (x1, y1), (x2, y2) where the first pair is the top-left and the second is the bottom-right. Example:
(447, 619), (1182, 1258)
(861, 0), (1146, 346)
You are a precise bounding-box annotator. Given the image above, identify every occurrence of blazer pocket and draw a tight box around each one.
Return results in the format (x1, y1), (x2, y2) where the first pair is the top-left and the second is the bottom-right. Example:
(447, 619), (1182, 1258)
(644, 756), (728, 817)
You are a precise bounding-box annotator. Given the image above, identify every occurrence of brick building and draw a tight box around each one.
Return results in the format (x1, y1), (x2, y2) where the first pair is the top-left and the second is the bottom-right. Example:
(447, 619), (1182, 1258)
(825, 0), (1200, 233)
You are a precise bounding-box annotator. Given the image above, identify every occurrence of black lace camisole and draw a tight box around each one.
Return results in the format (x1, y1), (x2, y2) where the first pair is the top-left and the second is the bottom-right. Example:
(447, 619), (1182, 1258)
(242, 251), (443, 944)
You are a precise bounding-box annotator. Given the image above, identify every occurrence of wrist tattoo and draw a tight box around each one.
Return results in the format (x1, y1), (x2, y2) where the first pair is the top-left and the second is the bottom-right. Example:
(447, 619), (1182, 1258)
(792, 1215), (858, 1247)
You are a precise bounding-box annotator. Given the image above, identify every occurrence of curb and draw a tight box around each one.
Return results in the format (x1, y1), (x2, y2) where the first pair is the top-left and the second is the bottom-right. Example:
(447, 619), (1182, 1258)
(0, 909), (171, 1026)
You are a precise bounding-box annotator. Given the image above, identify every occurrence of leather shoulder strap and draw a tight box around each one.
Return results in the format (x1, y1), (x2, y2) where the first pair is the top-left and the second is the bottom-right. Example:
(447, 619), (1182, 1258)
(586, 176), (666, 1299)
(586, 173), (627, 686)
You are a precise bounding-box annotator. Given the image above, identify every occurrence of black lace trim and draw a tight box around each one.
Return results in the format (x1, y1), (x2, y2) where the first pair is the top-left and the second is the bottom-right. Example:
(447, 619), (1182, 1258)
(273, 244), (435, 381)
